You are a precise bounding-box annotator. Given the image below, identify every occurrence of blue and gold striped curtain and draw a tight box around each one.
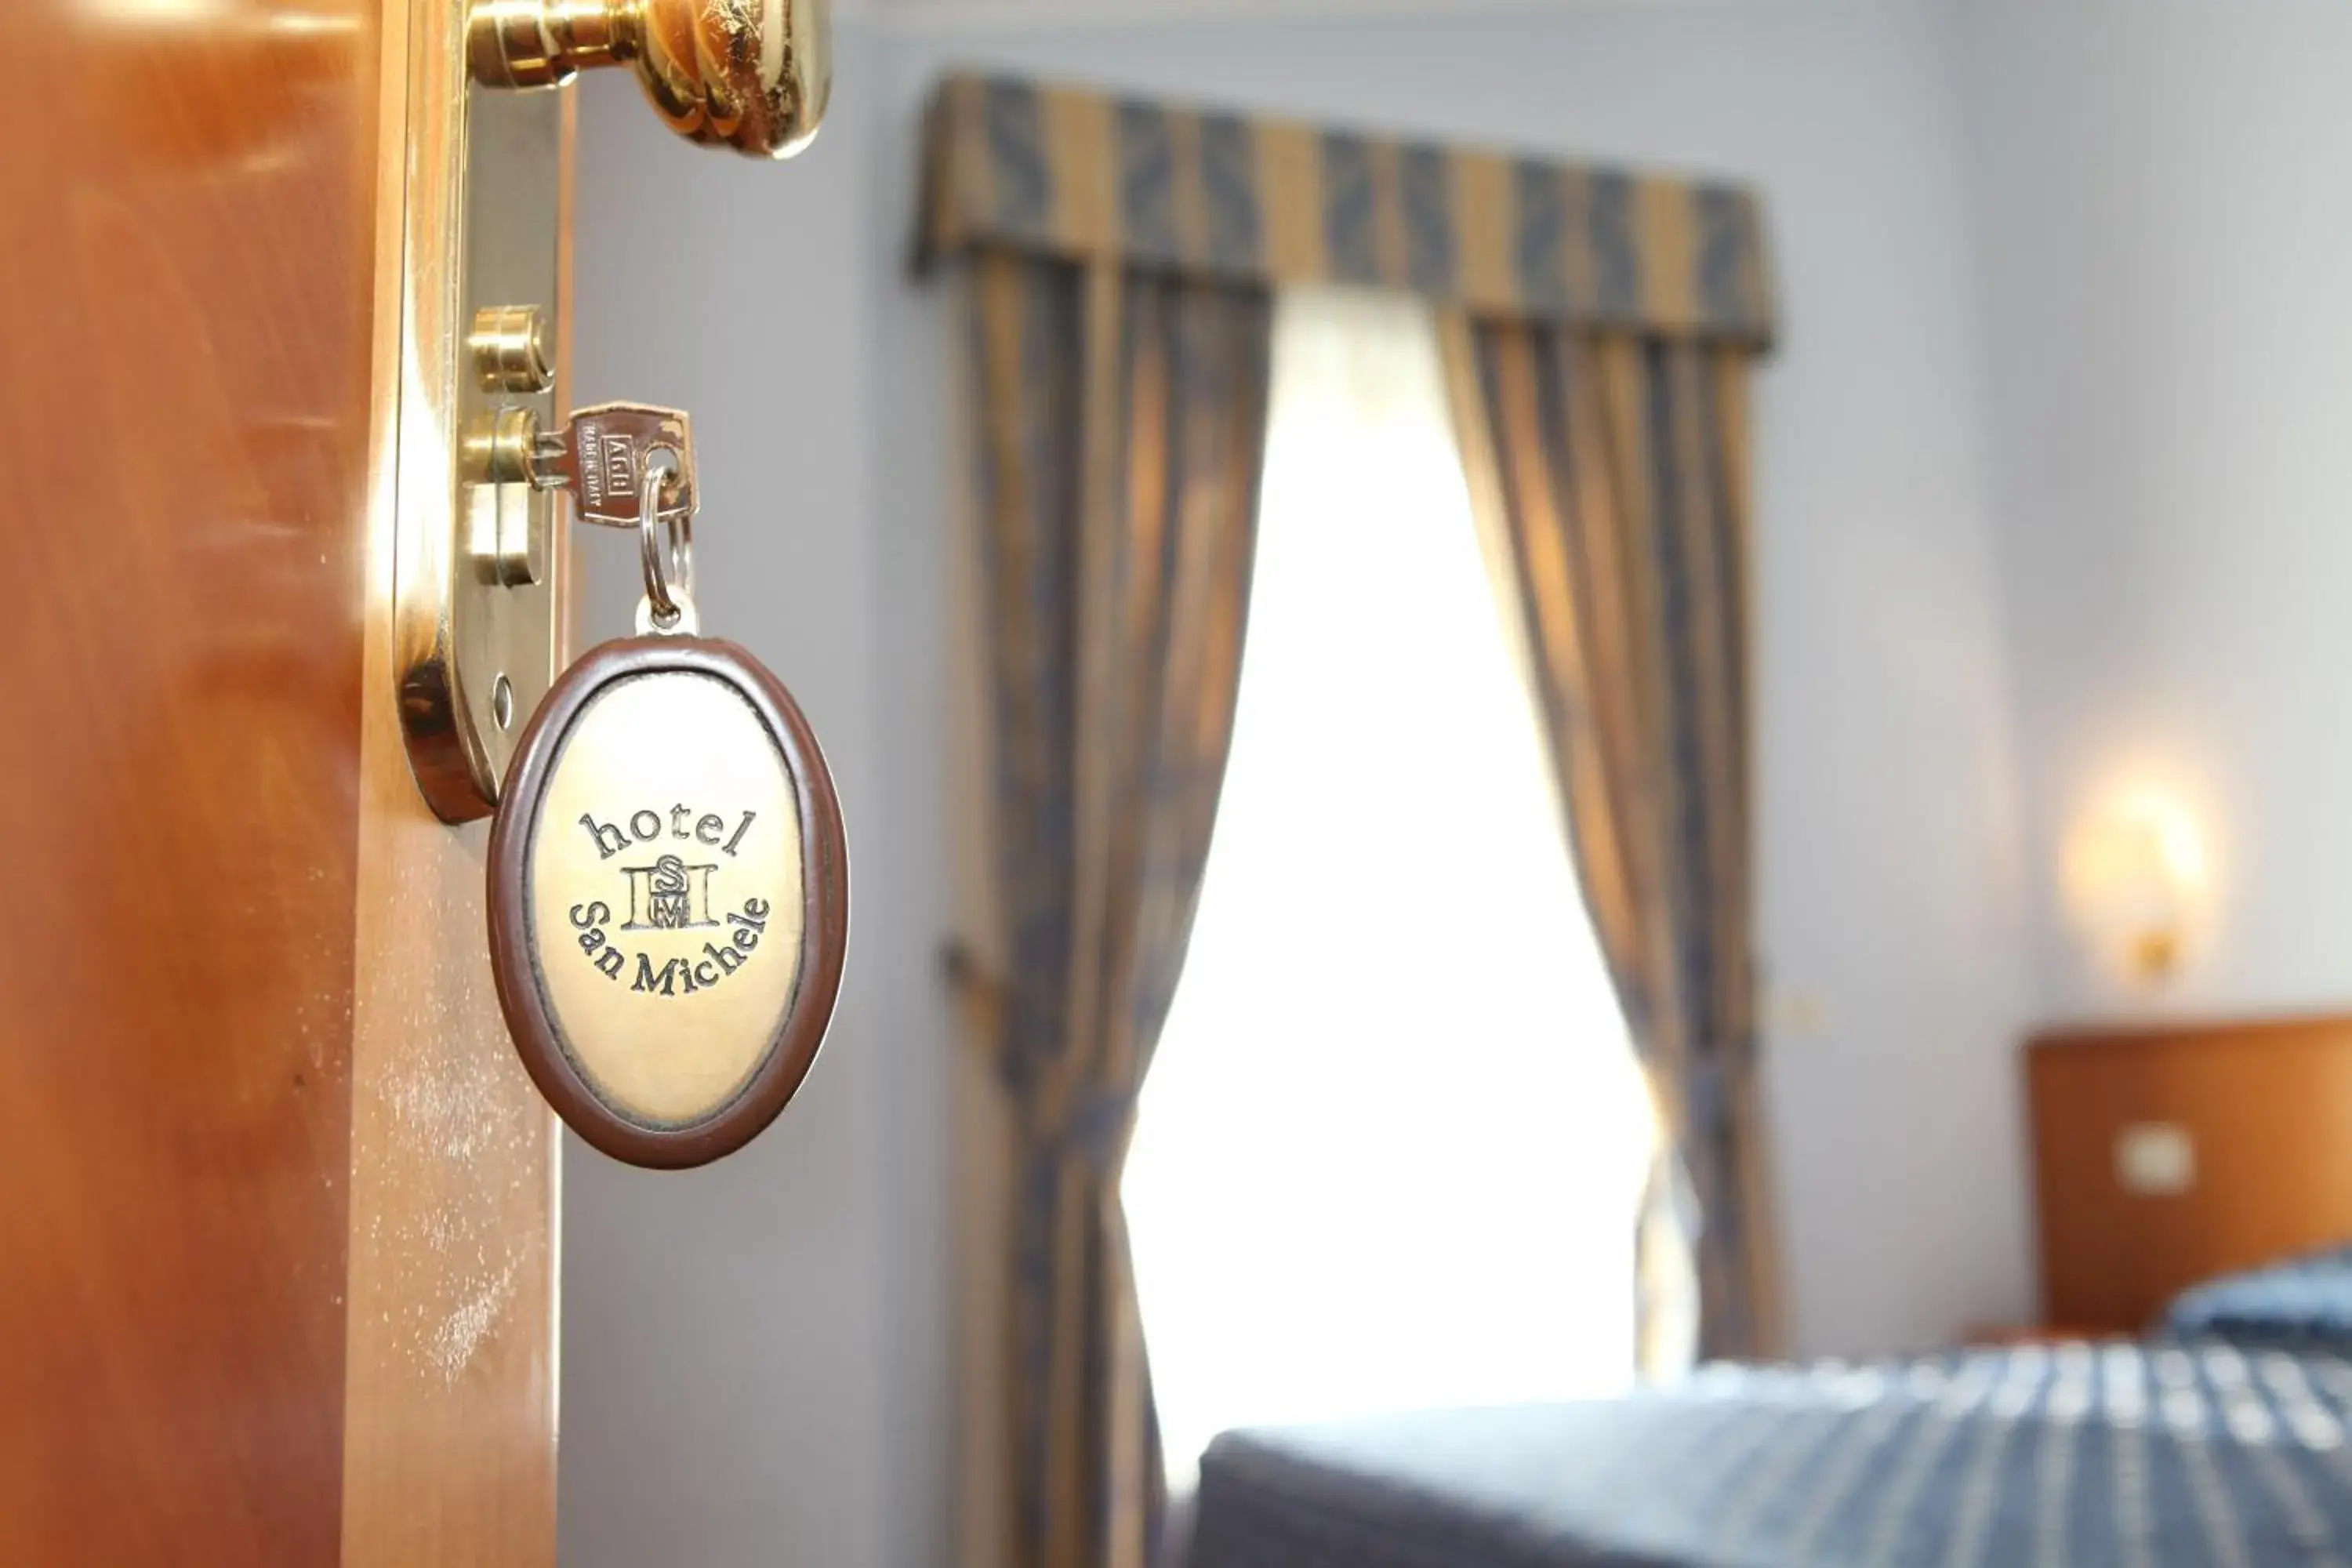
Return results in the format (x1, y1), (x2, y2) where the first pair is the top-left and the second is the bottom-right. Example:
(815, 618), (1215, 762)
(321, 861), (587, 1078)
(922, 74), (1773, 346)
(1441, 322), (1779, 1365)
(967, 248), (1272, 1568)
(924, 69), (1779, 1565)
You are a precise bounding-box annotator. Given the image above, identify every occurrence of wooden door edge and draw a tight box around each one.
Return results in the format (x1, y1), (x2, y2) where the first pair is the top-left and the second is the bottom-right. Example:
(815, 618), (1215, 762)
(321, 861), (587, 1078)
(339, 0), (564, 1559)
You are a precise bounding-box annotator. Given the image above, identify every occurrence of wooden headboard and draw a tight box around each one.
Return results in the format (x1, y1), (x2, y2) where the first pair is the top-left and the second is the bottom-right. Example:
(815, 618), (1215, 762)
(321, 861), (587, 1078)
(2028, 1012), (2352, 1333)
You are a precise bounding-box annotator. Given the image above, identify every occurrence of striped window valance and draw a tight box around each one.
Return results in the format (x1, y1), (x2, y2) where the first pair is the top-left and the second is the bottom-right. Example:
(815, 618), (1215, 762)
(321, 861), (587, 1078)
(920, 72), (1777, 350)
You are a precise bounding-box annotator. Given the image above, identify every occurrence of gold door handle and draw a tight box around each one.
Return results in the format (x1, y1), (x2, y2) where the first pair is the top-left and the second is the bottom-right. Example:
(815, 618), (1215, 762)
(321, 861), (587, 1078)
(467, 0), (829, 159)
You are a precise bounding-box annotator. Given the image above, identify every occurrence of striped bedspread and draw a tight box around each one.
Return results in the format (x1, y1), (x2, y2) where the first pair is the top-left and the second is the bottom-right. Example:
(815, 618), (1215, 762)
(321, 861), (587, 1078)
(1190, 1341), (2352, 1566)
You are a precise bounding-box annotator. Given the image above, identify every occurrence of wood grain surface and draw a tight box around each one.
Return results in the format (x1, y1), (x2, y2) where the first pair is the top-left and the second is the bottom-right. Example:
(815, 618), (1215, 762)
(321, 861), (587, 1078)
(0, 1), (561, 1559)
(2029, 1012), (2352, 1334)
(338, 1), (562, 1558)
(0, 0), (379, 1558)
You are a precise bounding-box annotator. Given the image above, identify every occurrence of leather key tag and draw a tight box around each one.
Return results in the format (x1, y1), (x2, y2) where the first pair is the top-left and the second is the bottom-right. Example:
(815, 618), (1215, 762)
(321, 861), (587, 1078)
(486, 636), (848, 1168)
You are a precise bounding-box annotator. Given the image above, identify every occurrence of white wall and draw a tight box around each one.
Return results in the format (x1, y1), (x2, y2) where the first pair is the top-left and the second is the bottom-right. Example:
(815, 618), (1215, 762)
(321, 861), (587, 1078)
(562, 5), (2034, 1564)
(562, 31), (954, 1568)
(1959, 2), (2352, 1023)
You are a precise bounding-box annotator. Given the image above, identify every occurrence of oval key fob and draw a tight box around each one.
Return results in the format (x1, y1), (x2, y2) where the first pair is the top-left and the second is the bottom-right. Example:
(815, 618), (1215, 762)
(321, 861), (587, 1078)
(487, 636), (848, 1168)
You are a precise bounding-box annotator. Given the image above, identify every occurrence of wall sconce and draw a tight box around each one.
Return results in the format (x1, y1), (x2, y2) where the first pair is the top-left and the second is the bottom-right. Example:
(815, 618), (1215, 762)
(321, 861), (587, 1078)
(2062, 791), (2208, 983)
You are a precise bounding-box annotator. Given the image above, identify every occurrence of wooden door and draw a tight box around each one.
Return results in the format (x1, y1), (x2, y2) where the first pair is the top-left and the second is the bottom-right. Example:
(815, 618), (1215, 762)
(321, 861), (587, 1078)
(0, 1), (560, 1562)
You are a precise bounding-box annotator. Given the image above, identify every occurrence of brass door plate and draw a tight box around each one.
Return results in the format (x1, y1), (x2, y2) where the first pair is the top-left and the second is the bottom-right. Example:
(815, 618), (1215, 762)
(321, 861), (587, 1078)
(391, 0), (568, 823)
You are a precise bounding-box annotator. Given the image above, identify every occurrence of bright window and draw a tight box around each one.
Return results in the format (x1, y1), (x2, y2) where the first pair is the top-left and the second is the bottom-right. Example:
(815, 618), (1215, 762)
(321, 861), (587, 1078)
(1120, 286), (1657, 1486)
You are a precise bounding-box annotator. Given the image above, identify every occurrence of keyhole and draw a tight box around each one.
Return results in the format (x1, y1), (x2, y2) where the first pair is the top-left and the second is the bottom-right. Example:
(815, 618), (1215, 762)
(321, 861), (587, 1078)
(493, 673), (515, 731)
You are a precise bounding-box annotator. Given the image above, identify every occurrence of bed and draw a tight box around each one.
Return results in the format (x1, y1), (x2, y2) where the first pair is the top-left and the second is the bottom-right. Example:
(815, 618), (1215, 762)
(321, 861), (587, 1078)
(1189, 1015), (2352, 1566)
(1192, 1335), (2352, 1566)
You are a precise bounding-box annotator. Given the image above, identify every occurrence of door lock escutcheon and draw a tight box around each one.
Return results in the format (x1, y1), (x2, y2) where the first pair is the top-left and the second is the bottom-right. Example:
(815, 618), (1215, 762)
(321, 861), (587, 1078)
(392, 0), (829, 824)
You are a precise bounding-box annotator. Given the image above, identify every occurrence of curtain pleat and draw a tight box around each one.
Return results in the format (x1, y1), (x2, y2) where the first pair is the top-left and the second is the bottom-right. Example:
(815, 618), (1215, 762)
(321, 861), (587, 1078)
(968, 249), (1273, 1567)
(1442, 316), (1780, 1366)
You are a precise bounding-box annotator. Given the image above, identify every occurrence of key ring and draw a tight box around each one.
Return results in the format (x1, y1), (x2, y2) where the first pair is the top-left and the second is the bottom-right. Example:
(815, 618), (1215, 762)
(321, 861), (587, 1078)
(635, 451), (697, 636)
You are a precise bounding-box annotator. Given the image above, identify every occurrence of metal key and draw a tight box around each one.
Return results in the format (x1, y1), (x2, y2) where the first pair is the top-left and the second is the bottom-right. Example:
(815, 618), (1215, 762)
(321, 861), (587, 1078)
(530, 401), (697, 529)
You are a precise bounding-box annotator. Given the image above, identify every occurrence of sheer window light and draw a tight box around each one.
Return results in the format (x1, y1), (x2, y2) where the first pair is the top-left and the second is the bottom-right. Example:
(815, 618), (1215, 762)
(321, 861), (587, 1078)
(1121, 286), (1657, 1488)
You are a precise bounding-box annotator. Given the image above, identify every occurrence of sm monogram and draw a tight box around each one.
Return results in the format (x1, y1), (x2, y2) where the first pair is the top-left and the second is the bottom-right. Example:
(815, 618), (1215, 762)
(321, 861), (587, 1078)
(566, 804), (771, 998)
(622, 855), (716, 930)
